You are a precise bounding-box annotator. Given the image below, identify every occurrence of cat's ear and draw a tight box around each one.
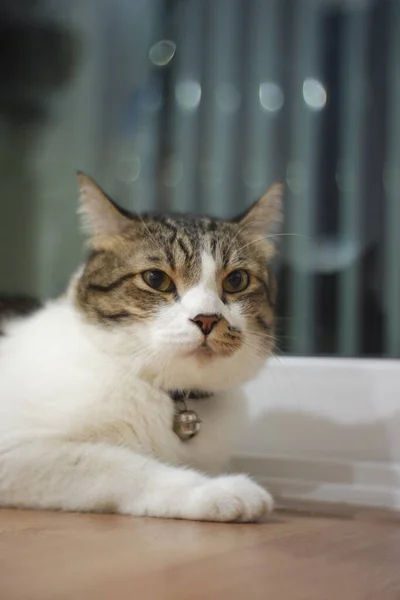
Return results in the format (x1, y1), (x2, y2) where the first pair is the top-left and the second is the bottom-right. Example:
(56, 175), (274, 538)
(236, 182), (284, 238)
(77, 172), (131, 241)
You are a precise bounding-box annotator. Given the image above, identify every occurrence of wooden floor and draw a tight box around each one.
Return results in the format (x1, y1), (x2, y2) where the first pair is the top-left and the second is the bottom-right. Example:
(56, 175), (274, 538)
(1, 507), (400, 599)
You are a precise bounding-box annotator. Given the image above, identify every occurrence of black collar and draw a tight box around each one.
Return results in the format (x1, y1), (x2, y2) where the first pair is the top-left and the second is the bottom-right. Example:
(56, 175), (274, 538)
(168, 390), (214, 402)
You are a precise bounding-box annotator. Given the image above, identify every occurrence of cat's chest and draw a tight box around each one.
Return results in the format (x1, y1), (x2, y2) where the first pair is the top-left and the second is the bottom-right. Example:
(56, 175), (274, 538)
(89, 382), (245, 473)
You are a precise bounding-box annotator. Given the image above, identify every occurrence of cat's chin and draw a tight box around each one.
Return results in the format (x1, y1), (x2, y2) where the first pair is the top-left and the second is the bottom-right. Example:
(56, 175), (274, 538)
(186, 344), (214, 360)
(183, 341), (238, 361)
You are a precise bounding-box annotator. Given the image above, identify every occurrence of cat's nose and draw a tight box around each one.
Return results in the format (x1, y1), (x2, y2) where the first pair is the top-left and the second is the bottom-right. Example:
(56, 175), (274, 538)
(191, 314), (220, 336)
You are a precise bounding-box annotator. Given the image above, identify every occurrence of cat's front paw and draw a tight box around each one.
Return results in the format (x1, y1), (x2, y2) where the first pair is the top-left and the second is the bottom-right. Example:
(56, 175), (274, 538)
(187, 475), (273, 523)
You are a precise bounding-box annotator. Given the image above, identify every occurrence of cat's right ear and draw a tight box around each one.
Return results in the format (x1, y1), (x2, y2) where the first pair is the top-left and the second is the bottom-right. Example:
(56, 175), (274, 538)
(77, 172), (131, 243)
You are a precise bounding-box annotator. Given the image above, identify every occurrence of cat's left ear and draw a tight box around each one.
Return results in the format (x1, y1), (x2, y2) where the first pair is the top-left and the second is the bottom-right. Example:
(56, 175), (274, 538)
(235, 182), (284, 238)
(77, 172), (131, 242)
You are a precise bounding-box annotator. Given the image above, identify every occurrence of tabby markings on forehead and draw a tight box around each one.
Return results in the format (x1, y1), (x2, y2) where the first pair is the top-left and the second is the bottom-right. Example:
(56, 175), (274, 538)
(146, 256), (164, 266)
(177, 238), (194, 262)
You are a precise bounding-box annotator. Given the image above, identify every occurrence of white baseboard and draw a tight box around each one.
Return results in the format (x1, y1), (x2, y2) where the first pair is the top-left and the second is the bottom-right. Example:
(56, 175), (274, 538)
(232, 454), (400, 511)
(234, 357), (400, 511)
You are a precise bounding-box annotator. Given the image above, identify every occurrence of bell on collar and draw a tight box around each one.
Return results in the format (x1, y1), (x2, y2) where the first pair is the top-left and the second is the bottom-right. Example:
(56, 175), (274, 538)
(173, 408), (201, 441)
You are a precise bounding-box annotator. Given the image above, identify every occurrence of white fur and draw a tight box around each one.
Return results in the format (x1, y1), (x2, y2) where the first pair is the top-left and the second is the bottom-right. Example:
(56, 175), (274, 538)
(0, 252), (273, 522)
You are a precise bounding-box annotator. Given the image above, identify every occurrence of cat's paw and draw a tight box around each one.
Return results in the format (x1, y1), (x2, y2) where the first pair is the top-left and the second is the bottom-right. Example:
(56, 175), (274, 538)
(187, 474), (273, 523)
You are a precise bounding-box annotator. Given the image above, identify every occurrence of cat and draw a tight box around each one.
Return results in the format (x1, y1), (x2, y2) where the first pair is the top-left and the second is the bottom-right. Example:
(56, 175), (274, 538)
(0, 173), (283, 522)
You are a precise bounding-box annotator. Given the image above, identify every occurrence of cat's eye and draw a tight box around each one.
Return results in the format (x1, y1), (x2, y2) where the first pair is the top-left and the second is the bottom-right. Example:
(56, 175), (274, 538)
(222, 269), (249, 293)
(142, 270), (175, 293)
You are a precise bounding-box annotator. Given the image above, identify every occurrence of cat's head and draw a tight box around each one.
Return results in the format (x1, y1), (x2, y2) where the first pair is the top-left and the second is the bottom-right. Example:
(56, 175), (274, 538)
(73, 173), (283, 392)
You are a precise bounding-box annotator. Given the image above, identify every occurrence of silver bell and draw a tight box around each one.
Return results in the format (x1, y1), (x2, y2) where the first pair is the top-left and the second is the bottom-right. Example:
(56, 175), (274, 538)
(173, 409), (201, 441)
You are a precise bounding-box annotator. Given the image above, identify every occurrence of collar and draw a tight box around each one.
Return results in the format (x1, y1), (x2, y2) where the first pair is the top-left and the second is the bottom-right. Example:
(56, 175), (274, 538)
(168, 390), (214, 402)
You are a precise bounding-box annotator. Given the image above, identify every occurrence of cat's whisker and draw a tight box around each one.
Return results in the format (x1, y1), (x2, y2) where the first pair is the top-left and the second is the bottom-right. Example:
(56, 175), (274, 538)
(244, 331), (286, 357)
(234, 232), (310, 255)
(265, 232), (311, 241)
(246, 330), (277, 342)
(243, 341), (267, 361)
(234, 236), (273, 254)
(247, 337), (284, 354)
(246, 327), (291, 346)
(224, 219), (260, 254)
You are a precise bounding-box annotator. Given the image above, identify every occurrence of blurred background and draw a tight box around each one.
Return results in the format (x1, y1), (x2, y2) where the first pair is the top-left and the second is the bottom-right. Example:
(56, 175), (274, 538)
(0, 0), (398, 358)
